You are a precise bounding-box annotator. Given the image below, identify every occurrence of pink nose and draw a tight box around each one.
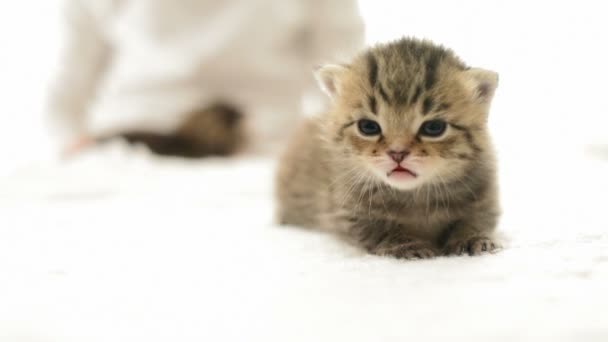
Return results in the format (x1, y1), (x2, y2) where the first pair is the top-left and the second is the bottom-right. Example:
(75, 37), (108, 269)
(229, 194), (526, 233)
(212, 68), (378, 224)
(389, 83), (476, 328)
(387, 150), (409, 163)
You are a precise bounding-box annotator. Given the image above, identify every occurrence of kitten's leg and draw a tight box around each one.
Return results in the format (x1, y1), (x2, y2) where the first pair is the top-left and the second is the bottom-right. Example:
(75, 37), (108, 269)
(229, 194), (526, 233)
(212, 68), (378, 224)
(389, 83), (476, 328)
(348, 219), (438, 259)
(442, 205), (501, 256)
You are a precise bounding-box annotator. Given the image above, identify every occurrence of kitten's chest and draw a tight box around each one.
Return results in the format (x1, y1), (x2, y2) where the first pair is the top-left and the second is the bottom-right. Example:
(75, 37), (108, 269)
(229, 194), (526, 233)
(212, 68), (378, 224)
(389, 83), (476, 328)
(333, 184), (464, 240)
(386, 204), (454, 240)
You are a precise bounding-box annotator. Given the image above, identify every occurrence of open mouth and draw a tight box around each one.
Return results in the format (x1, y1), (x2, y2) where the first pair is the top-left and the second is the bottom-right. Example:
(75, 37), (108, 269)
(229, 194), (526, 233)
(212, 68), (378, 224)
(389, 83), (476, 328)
(388, 165), (417, 178)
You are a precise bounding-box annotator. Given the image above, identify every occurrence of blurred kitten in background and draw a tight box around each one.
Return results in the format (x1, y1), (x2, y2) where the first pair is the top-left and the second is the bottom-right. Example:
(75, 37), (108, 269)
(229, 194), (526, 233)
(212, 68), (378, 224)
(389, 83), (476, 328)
(49, 0), (364, 157)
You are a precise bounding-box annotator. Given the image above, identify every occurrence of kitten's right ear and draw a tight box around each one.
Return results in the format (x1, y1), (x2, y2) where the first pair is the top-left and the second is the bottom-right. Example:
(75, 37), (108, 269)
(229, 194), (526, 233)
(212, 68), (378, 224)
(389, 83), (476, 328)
(314, 64), (348, 100)
(462, 68), (499, 104)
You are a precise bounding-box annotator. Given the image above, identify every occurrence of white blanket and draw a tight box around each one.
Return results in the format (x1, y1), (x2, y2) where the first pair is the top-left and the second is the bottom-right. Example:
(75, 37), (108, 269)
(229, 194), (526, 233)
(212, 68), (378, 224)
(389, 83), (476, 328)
(1, 142), (607, 341)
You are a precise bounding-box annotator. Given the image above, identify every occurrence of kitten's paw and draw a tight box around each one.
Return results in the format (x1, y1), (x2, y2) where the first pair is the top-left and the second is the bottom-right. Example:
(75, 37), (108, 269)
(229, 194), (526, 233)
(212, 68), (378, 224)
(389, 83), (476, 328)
(444, 237), (501, 256)
(376, 242), (438, 260)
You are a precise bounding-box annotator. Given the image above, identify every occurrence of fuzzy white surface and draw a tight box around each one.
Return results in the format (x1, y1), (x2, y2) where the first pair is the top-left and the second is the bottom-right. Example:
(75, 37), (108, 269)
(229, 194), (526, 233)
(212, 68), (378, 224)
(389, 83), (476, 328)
(1, 142), (607, 342)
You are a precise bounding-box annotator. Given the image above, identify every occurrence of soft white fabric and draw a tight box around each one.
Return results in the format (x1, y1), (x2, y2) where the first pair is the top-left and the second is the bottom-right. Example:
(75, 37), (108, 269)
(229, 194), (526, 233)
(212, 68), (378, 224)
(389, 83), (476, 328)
(1, 142), (607, 341)
(48, 0), (364, 149)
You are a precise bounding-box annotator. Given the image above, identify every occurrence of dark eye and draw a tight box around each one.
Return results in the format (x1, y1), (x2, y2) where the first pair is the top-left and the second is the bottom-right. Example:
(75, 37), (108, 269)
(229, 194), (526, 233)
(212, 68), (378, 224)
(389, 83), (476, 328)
(419, 120), (447, 137)
(357, 119), (382, 136)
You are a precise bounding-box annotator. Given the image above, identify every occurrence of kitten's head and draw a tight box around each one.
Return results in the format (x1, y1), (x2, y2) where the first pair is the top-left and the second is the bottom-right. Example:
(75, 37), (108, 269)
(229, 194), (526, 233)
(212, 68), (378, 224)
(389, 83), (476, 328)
(316, 38), (498, 191)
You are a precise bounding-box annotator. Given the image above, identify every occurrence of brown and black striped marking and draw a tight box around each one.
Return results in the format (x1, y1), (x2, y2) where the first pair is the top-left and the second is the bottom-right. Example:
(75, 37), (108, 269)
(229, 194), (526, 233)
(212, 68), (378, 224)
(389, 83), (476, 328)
(363, 39), (466, 116)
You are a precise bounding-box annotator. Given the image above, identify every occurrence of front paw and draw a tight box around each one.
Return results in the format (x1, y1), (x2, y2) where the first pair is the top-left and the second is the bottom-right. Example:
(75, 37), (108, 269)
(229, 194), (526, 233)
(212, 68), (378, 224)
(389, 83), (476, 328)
(444, 236), (501, 256)
(375, 241), (438, 260)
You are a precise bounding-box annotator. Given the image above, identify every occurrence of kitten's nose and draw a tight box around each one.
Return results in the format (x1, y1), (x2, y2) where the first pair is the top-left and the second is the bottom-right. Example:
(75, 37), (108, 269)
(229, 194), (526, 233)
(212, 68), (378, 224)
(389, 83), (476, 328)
(387, 150), (409, 163)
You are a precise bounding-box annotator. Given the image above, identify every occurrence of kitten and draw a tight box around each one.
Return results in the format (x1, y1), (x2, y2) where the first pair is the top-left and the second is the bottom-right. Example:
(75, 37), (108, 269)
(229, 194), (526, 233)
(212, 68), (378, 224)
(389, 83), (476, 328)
(275, 38), (501, 259)
(96, 103), (244, 158)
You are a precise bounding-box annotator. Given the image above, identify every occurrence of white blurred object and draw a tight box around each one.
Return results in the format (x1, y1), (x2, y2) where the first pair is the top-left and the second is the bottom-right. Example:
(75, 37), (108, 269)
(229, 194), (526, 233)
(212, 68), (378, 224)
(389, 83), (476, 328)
(48, 0), (365, 152)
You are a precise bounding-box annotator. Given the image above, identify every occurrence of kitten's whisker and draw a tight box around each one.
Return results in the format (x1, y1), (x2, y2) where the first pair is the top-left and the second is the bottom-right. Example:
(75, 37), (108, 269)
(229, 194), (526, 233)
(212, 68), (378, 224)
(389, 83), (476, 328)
(354, 173), (370, 213)
(337, 170), (366, 209)
(377, 181), (389, 212)
(425, 183), (430, 222)
(365, 175), (373, 217)
(436, 174), (452, 218)
(443, 169), (478, 200)
(344, 170), (369, 209)
(432, 181), (440, 215)
(328, 165), (362, 187)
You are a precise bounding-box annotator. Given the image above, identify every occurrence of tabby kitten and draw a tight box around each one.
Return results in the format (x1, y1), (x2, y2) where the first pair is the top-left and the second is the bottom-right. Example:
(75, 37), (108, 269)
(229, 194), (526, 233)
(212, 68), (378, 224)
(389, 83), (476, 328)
(275, 38), (501, 259)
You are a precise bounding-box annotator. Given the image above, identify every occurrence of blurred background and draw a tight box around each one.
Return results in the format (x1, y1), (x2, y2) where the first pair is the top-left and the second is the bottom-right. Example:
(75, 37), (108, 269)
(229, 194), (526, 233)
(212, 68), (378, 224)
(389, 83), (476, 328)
(0, 0), (607, 174)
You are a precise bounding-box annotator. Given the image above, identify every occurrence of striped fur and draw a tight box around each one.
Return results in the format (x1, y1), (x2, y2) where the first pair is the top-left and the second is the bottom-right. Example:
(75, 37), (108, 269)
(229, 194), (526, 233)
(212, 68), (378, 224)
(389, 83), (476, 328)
(276, 38), (501, 259)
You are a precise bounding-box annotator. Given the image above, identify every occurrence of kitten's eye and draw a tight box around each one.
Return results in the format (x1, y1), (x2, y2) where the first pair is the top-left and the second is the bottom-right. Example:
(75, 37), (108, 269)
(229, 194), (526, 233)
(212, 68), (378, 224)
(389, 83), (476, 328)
(357, 119), (382, 136)
(419, 120), (447, 137)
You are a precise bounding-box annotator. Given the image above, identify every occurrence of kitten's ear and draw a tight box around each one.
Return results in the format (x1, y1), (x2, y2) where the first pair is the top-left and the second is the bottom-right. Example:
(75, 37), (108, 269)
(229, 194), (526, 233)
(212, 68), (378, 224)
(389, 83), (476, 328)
(462, 68), (499, 104)
(314, 64), (348, 100)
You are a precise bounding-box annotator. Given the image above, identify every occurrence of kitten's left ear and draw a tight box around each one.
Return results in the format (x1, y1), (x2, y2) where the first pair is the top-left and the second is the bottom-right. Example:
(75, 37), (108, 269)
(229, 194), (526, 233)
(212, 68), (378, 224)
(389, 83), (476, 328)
(314, 64), (348, 101)
(462, 68), (499, 104)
